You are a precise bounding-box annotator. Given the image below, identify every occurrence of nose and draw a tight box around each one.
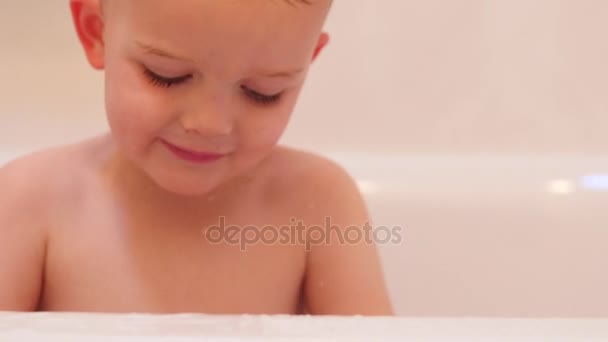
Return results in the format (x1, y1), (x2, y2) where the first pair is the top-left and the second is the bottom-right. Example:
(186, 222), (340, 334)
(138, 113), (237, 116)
(179, 93), (234, 136)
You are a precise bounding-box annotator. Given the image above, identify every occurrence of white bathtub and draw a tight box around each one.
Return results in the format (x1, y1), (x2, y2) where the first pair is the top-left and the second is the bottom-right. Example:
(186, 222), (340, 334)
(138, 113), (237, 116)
(329, 154), (608, 317)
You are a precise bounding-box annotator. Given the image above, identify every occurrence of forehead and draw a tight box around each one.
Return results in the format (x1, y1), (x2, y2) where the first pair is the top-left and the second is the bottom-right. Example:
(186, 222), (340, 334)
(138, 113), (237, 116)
(106, 0), (329, 49)
(104, 0), (329, 70)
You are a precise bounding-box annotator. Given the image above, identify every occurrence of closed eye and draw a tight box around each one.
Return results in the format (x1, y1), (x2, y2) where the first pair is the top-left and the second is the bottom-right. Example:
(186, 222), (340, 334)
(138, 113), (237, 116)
(241, 85), (283, 106)
(143, 68), (191, 88)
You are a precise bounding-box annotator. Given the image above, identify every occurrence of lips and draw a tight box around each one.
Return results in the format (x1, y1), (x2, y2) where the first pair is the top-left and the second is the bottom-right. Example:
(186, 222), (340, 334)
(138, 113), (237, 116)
(161, 139), (226, 164)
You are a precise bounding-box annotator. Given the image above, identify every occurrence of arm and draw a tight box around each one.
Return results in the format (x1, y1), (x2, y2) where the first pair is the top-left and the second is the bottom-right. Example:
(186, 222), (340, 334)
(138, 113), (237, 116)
(303, 161), (394, 316)
(0, 160), (47, 311)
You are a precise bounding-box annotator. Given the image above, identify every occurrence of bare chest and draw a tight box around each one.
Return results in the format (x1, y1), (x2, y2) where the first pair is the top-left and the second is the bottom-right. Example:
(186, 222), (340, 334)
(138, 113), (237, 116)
(41, 200), (306, 314)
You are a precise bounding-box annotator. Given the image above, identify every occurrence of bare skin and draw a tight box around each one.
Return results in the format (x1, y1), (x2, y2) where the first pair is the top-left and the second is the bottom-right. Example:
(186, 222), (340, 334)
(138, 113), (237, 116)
(0, 0), (393, 315)
(0, 135), (393, 315)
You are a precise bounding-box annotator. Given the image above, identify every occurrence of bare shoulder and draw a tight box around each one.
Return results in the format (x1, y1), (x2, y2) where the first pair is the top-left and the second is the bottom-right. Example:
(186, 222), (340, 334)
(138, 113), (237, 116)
(0, 136), (106, 216)
(1, 147), (72, 210)
(263, 146), (394, 316)
(0, 138), (101, 310)
(267, 145), (349, 174)
(263, 145), (363, 215)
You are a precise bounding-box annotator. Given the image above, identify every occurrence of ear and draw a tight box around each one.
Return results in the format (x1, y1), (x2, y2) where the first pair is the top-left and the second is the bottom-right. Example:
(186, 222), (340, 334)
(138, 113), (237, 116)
(70, 0), (105, 70)
(312, 32), (330, 62)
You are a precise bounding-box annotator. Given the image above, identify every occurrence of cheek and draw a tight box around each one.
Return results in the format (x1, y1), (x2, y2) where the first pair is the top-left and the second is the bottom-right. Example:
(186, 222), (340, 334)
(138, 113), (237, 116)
(104, 60), (175, 153)
(232, 114), (290, 173)
(236, 99), (297, 153)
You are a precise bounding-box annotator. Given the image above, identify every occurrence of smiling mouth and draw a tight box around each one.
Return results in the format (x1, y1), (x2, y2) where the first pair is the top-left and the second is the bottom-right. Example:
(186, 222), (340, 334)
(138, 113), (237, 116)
(161, 139), (227, 164)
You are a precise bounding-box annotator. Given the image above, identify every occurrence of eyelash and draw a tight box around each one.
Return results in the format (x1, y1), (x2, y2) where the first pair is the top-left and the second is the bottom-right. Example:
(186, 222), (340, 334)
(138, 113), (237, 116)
(240, 85), (283, 106)
(143, 68), (283, 105)
(143, 68), (191, 88)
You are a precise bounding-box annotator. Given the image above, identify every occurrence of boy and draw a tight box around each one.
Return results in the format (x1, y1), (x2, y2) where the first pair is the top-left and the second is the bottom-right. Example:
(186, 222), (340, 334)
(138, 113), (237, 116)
(0, 0), (393, 315)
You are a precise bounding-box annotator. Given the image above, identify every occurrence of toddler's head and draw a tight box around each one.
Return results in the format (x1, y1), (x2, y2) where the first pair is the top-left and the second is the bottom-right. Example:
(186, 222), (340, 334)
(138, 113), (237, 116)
(70, 0), (331, 195)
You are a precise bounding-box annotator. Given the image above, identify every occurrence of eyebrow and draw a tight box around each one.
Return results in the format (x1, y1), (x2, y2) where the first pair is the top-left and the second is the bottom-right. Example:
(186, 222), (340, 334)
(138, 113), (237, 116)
(135, 41), (305, 78)
(135, 41), (194, 62)
(259, 67), (305, 78)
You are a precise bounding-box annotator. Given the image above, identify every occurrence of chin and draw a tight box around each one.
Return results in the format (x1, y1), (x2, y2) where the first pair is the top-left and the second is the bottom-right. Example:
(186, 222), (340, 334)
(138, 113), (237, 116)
(151, 171), (224, 197)
(137, 158), (225, 197)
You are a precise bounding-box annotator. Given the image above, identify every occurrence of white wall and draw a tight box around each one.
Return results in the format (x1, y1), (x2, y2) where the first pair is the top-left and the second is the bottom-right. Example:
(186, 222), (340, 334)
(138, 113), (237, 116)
(1, 0), (607, 317)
